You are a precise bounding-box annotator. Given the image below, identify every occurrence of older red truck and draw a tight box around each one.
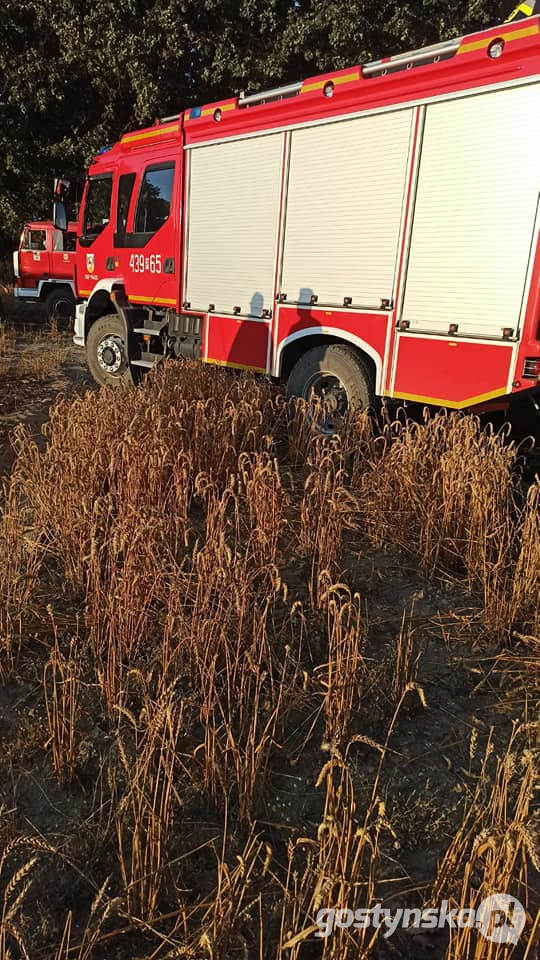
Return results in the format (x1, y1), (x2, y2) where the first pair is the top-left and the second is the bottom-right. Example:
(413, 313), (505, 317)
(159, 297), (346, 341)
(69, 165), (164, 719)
(13, 220), (77, 325)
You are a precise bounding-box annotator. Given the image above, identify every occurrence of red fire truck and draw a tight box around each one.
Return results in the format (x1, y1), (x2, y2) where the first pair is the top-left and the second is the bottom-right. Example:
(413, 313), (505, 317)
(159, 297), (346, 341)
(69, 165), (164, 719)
(56, 11), (540, 419)
(13, 220), (77, 325)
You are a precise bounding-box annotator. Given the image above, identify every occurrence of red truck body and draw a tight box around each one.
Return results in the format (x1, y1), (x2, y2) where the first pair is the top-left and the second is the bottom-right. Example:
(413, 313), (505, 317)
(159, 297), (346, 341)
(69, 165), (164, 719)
(13, 220), (77, 323)
(71, 15), (540, 412)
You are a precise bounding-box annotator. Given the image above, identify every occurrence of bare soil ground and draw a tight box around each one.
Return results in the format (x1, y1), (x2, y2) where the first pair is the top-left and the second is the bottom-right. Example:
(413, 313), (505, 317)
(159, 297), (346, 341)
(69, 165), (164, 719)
(0, 297), (537, 959)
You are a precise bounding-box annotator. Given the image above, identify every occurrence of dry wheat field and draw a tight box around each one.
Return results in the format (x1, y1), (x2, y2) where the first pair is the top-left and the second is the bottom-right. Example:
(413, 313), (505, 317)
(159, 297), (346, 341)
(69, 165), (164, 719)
(0, 348), (538, 959)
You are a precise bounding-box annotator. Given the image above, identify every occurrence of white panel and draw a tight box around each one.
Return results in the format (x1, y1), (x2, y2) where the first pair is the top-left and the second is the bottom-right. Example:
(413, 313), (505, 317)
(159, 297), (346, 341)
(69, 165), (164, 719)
(185, 135), (283, 315)
(280, 109), (414, 307)
(402, 83), (540, 337)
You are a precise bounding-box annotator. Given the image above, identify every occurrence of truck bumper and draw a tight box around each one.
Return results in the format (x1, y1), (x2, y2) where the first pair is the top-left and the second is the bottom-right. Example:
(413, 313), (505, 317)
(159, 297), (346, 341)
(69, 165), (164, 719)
(13, 287), (39, 299)
(73, 301), (86, 347)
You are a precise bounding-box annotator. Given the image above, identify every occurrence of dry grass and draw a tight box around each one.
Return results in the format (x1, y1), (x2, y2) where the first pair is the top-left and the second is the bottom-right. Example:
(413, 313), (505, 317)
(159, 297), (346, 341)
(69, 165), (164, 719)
(0, 484), (43, 679)
(0, 332), (69, 382)
(113, 686), (183, 920)
(0, 361), (537, 958)
(318, 584), (366, 748)
(43, 620), (81, 785)
(16, 343), (70, 381)
(0, 852), (37, 960)
(391, 603), (421, 706)
(355, 413), (516, 571)
(0, 325), (14, 358)
(355, 412), (539, 640)
(432, 723), (538, 960)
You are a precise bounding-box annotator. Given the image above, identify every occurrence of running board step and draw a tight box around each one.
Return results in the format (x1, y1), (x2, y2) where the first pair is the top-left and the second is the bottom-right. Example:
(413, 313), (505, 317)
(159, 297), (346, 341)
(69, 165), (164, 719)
(133, 323), (167, 335)
(131, 352), (164, 368)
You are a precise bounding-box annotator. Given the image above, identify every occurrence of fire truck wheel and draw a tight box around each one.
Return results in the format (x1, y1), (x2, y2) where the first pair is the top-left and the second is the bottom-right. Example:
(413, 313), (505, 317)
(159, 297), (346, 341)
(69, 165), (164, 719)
(45, 288), (75, 329)
(87, 314), (134, 388)
(287, 344), (373, 432)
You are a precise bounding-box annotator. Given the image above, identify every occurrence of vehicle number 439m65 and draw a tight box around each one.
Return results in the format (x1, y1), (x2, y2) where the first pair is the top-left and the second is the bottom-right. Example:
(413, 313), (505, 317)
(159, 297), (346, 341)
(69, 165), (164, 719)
(129, 253), (162, 274)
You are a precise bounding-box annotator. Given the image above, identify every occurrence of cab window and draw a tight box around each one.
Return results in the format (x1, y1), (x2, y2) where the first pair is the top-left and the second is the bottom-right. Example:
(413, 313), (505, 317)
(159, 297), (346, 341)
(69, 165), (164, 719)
(53, 229), (76, 252)
(84, 175), (113, 239)
(23, 229), (47, 251)
(134, 164), (174, 236)
(116, 172), (136, 234)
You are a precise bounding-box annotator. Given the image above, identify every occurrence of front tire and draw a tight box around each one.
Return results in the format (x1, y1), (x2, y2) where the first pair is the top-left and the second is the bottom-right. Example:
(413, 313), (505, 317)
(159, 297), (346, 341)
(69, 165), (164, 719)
(45, 288), (75, 329)
(287, 343), (373, 432)
(86, 314), (134, 388)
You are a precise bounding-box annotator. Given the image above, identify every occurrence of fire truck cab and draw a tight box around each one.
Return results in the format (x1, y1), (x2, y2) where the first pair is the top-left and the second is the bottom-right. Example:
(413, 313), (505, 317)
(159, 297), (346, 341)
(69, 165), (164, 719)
(13, 220), (77, 325)
(65, 13), (540, 419)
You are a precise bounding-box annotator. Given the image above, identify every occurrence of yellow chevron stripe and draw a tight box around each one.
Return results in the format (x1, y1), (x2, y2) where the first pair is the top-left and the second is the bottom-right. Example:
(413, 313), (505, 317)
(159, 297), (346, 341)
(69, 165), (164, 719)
(387, 387), (508, 408)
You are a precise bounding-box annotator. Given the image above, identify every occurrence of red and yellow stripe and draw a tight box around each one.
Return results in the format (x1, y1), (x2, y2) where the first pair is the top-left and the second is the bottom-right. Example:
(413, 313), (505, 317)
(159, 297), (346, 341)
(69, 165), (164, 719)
(458, 20), (539, 54)
(129, 294), (177, 306)
(386, 387), (507, 408)
(185, 102), (236, 122)
(301, 71), (360, 94)
(121, 123), (179, 144)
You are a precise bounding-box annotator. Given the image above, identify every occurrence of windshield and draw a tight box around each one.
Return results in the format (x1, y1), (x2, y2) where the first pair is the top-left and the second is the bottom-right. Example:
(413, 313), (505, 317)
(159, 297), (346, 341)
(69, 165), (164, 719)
(84, 175), (113, 238)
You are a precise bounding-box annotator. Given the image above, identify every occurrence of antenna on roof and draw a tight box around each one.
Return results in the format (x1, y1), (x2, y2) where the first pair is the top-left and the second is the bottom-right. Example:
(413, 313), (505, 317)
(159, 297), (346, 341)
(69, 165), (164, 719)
(505, 1), (536, 21)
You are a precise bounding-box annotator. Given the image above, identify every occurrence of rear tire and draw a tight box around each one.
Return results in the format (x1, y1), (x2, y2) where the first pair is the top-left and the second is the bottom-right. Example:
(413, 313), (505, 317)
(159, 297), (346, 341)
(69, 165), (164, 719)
(45, 288), (75, 329)
(287, 343), (373, 432)
(86, 313), (134, 388)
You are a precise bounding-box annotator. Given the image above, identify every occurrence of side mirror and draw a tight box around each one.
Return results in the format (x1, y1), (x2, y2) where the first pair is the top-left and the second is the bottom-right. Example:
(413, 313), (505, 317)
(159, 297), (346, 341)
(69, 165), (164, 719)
(53, 200), (67, 232)
(54, 177), (71, 201)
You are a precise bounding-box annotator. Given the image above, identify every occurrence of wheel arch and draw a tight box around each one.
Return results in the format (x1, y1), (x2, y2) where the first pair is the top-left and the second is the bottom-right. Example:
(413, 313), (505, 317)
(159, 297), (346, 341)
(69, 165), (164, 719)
(84, 280), (127, 341)
(276, 328), (382, 394)
(37, 279), (75, 301)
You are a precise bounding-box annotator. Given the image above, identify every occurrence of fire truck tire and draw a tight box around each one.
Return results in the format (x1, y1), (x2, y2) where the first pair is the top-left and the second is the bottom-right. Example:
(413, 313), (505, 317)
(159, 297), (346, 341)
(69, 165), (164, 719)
(86, 314), (134, 388)
(287, 343), (373, 427)
(45, 288), (75, 329)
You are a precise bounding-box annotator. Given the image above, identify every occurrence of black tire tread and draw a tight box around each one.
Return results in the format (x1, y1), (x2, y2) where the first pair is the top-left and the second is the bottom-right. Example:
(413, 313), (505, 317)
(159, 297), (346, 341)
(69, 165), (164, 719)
(86, 313), (134, 388)
(287, 342), (374, 411)
(44, 287), (75, 328)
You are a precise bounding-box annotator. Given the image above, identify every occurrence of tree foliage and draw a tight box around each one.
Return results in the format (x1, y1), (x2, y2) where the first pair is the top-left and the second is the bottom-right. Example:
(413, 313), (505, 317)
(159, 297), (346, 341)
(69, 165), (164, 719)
(0, 0), (502, 262)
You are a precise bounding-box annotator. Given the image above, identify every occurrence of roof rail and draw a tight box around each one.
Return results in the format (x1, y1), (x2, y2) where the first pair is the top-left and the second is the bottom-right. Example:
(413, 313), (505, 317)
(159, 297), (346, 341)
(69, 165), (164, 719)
(363, 36), (461, 77)
(238, 35), (462, 103)
(238, 81), (302, 107)
(160, 113), (181, 123)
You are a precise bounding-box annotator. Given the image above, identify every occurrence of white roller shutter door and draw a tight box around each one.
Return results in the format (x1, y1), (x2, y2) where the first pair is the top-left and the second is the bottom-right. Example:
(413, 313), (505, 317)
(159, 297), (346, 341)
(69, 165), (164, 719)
(185, 134), (283, 316)
(402, 83), (540, 337)
(280, 109), (414, 307)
